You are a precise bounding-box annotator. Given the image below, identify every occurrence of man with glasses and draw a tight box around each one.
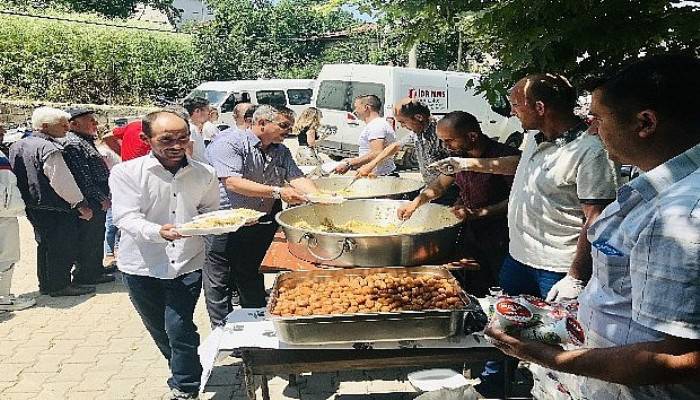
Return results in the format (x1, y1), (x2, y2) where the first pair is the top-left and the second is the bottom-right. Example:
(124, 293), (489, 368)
(334, 94), (397, 176)
(203, 105), (317, 327)
(109, 109), (220, 399)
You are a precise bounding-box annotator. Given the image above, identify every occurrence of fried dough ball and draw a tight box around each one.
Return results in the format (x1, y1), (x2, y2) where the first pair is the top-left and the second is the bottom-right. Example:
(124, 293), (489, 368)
(270, 272), (465, 316)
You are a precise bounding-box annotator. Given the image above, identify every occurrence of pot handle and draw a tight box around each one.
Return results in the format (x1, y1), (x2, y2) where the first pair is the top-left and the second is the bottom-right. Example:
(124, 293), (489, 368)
(299, 233), (356, 262)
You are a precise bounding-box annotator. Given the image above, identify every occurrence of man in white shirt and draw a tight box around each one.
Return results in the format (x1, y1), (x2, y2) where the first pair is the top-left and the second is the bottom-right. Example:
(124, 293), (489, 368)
(9, 107), (94, 297)
(334, 94), (397, 176)
(183, 96), (210, 163)
(487, 54), (700, 400)
(110, 110), (219, 400)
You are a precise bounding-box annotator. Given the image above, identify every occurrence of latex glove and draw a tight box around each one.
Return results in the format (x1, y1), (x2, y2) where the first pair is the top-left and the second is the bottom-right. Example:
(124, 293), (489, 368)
(545, 274), (586, 302)
(428, 157), (474, 175)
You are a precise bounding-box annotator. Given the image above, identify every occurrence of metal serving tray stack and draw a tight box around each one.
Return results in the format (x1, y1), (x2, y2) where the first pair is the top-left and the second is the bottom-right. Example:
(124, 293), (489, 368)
(267, 266), (470, 345)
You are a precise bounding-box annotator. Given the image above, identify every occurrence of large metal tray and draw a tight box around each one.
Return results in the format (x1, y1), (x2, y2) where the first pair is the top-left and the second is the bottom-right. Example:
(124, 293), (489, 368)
(267, 266), (469, 345)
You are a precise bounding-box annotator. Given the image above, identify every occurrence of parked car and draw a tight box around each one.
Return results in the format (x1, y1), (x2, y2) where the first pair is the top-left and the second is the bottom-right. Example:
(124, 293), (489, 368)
(185, 79), (315, 129)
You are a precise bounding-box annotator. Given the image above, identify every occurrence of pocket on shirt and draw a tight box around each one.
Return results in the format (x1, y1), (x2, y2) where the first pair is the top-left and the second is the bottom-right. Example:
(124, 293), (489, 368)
(592, 248), (631, 295)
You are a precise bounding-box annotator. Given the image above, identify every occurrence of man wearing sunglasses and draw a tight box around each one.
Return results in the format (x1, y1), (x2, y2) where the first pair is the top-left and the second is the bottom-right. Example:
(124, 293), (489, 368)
(203, 105), (317, 327)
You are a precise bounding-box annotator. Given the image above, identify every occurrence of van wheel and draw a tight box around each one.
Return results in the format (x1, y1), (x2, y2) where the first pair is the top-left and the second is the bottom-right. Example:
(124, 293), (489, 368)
(505, 131), (524, 148)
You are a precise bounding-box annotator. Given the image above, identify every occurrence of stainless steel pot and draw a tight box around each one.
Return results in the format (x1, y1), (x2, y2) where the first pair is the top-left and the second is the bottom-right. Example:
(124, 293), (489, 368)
(312, 176), (424, 200)
(275, 199), (462, 267)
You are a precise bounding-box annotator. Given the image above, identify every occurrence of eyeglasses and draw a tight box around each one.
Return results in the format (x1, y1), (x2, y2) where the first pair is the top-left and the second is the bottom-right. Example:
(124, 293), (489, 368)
(269, 120), (292, 131)
(157, 136), (190, 146)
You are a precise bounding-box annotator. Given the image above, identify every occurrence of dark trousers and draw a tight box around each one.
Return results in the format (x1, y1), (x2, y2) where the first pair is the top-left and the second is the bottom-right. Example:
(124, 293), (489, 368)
(456, 217), (509, 297)
(73, 209), (107, 281)
(121, 271), (203, 394)
(26, 209), (78, 293)
(203, 211), (279, 326)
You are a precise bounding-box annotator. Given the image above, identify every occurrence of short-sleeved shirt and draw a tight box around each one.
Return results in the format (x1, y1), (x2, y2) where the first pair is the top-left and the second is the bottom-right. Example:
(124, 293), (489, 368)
(359, 117), (396, 176)
(508, 122), (620, 272)
(189, 123), (208, 163)
(570, 143), (700, 399)
(207, 128), (304, 214)
(455, 137), (521, 210)
(397, 120), (449, 183)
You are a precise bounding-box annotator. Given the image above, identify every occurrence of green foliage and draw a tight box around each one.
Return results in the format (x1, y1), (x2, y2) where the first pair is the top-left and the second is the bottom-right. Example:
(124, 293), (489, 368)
(0, 14), (200, 105)
(332, 0), (700, 102)
(4, 0), (175, 19)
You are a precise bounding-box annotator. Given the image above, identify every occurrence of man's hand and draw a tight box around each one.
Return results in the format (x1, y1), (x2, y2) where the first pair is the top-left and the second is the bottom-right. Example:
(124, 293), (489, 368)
(100, 198), (111, 212)
(546, 274), (586, 302)
(281, 187), (308, 205)
(77, 206), (93, 221)
(356, 164), (375, 178)
(397, 201), (420, 220)
(485, 324), (563, 364)
(160, 223), (184, 241)
(452, 205), (480, 221)
(429, 157), (475, 175)
(334, 159), (352, 174)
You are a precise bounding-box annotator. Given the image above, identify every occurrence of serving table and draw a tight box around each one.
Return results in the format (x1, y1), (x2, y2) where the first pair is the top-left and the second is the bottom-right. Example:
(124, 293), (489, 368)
(199, 308), (513, 400)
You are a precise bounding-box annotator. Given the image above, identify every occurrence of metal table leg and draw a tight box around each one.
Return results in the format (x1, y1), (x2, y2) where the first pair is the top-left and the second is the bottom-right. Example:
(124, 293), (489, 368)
(261, 375), (271, 400)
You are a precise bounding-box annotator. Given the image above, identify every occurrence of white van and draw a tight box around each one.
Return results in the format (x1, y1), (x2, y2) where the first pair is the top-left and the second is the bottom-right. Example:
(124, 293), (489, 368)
(312, 64), (523, 167)
(186, 79), (315, 128)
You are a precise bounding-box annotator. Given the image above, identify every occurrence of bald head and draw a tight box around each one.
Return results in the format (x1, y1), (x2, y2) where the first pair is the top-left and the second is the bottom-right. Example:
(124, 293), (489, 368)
(233, 103), (255, 128)
(513, 73), (577, 113)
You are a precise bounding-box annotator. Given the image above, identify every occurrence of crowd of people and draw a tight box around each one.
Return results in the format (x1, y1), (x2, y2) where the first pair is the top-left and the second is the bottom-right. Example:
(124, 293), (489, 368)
(0, 53), (697, 400)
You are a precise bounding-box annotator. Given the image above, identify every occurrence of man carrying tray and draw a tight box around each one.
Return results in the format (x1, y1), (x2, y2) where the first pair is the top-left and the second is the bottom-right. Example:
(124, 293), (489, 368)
(110, 109), (219, 400)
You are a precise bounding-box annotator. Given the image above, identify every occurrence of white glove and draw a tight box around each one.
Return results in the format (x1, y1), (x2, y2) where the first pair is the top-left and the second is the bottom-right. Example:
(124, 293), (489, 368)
(545, 274), (586, 302)
(428, 157), (473, 175)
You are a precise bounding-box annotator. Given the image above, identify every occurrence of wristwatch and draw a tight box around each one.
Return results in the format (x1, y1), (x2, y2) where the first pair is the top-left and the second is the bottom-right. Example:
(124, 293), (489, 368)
(344, 160), (353, 170)
(271, 186), (282, 200)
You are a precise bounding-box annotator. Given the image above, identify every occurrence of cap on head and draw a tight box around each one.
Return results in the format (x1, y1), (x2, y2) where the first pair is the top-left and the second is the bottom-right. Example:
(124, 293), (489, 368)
(66, 107), (95, 121)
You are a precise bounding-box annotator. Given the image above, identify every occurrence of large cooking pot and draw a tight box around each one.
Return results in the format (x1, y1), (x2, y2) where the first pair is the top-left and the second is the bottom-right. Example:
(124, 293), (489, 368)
(275, 199), (462, 267)
(312, 176), (424, 200)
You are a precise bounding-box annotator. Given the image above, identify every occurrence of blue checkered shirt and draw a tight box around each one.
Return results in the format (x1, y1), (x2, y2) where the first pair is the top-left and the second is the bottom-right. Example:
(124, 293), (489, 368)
(575, 143), (700, 399)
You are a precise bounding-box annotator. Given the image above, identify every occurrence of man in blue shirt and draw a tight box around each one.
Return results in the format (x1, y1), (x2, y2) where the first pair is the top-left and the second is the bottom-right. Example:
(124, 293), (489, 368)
(204, 105), (317, 327)
(487, 55), (700, 400)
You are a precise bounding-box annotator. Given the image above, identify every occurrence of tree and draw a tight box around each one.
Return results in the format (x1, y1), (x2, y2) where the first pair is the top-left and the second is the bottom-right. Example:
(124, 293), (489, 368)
(195, 0), (372, 81)
(328, 0), (700, 102)
(4, 0), (176, 19)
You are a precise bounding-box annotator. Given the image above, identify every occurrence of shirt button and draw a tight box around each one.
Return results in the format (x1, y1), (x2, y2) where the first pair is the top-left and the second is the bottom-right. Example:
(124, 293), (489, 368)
(170, 260), (175, 264)
(173, 194), (177, 197)
(171, 243), (176, 247)
(172, 211), (176, 214)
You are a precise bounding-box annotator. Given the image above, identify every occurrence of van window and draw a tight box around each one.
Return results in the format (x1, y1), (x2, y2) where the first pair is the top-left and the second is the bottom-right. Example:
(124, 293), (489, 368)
(256, 90), (287, 107)
(316, 80), (385, 112)
(220, 92), (250, 113)
(287, 89), (313, 105)
(187, 89), (228, 106)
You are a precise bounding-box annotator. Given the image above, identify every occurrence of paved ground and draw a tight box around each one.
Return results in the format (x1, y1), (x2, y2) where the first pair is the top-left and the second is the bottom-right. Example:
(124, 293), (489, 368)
(0, 217), (439, 400)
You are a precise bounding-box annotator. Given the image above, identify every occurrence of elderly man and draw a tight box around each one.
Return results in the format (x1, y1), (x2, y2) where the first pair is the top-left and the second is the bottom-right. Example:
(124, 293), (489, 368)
(9, 107), (94, 297)
(203, 105), (316, 326)
(398, 111), (521, 295)
(334, 94), (397, 176)
(433, 74), (620, 396)
(62, 108), (114, 285)
(0, 150), (36, 311)
(183, 96), (210, 162)
(110, 110), (219, 399)
(231, 102), (256, 133)
(487, 54), (700, 400)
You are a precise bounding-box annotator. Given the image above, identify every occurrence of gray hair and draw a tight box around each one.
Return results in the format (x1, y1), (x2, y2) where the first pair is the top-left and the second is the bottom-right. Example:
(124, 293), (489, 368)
(252, 105), (296, 123)
(32, 107), (71, 130)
